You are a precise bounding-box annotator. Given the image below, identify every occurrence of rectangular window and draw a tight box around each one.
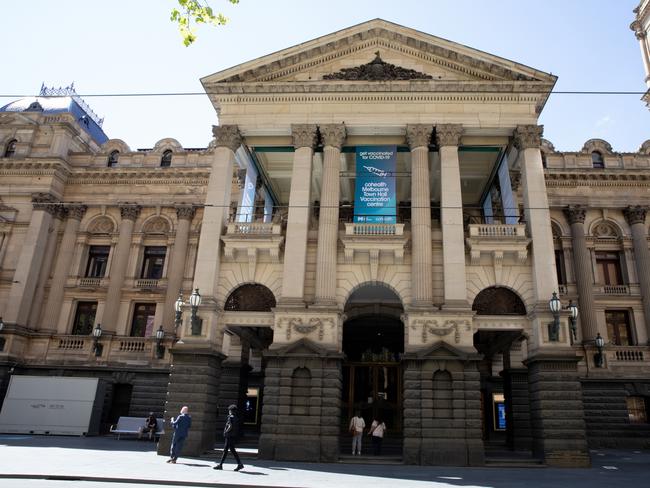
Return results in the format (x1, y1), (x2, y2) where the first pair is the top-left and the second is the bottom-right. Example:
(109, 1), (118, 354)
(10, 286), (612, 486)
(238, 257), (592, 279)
(605, 310), (633, 345)
(130, 303), (156, 337)
(72, 301), (97, 335)
(626, 396), (648, 424)
(141, 246), (166, 279)
(596, 251), (623, 285)
(86, 246), (110, 278)
(555, 249), (567, 285)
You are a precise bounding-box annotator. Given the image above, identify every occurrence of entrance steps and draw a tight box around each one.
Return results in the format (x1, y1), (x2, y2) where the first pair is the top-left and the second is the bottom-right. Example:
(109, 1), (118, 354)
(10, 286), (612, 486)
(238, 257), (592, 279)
(338, 454), (403, 465)
(484, 446), (545, 468)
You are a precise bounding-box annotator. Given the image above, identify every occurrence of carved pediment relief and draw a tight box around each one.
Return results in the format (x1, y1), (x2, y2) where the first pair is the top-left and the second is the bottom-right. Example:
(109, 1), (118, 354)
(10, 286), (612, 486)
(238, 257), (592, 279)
(202, 19), (555, 88)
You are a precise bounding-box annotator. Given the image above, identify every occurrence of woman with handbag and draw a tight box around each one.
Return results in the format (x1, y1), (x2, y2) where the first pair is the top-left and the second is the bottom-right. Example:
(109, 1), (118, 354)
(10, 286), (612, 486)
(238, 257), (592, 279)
(348, 411), (365, 455)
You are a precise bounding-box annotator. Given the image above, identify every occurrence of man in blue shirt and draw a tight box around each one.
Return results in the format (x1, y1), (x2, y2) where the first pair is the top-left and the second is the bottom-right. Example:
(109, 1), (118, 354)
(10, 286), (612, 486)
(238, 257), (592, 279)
(167, 406), (192, 464)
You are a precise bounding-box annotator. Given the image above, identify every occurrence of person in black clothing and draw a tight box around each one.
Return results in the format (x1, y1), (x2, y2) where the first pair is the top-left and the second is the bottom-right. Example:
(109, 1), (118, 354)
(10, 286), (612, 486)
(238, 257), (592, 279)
(139, 412), (158, 441)
(213, 404), (244, 471)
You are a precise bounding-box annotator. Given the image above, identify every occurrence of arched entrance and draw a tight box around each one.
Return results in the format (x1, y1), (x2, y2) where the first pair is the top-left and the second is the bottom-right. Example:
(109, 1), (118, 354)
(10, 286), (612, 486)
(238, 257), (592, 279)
(342, 283), (404, 456)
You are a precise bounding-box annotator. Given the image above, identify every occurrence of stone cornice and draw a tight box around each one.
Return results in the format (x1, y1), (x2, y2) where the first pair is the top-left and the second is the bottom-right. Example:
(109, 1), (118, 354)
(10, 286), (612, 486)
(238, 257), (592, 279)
(544, 171), (650, 188)
(0, 160), (70, 179)
(66, 168), (210, 186)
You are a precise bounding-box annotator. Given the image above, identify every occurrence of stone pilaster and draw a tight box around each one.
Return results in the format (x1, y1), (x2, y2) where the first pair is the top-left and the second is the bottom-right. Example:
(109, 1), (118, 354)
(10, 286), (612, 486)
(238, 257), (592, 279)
(314, 124), (346, 306)
(101, 204), (141, 334)
(514, 125), (557, 304)
(4, 193), (59, 327)
(407, 124), (433, 307)
(161, 205), (195, 332)
(436, 124), (467, 308)
(625, 206), (650, 343)
(157, 344), (224, 457)
(29, 206), (66, 329)
(280, 124), (317, 306)
(525, 355), (589, 467)
(43, 204), (86, 332)
(259, 342), (343, 462)
(564, 205), (599, 342)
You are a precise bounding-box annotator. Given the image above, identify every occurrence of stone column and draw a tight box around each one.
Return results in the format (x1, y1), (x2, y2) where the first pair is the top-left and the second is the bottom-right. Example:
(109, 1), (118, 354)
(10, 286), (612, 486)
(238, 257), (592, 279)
(314, 124), (346, 306)
(4, 193), (58, 327)
(406, 125), (433, 307)
(29, 206), (66, 330)
(514, 125), (558, 304)
(437, 124), (467, 307)
(42, 204), (87, 333)
(161, 205), (194, 332)
(101, 204), (141, 333)
(631, 23), (650, 86)
(624, 206), (650, 343)
(564, 206), (599, 341)
(280, 124), (317, 306)
(193, 126), (240, 306)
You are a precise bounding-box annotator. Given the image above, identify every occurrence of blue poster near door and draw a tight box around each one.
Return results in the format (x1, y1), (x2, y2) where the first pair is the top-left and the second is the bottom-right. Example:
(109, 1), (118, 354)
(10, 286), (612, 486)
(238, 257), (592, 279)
(354, 145), (397, 223)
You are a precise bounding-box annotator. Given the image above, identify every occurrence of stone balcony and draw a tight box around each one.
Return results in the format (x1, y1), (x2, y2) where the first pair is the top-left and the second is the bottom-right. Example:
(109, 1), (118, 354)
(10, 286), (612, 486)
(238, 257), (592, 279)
(0, 333), (173, 366)
(78, 277), (105, 288)
(582, 344), (650, 375)
(340, 222), (408, 280)
(465, 223), (530, 265)
(221, 219), (284, 278)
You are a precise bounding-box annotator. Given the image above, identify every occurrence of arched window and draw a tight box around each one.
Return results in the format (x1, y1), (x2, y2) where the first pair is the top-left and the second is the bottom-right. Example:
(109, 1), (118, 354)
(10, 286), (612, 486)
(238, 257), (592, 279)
(291, 367), (311, 415)
(160, 150), (172, 167)
(472, 287), (527, 315)
(224, 284), (276, 311)
(107, 150), (119, 167)
(4, 139), (17, 158)
(591, 151), (604, 169)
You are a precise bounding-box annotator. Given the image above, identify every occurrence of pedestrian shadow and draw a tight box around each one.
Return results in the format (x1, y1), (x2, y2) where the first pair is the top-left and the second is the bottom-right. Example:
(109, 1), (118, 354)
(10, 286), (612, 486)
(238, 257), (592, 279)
(236, 470), (267, 476)
(178, 463), (212, 467)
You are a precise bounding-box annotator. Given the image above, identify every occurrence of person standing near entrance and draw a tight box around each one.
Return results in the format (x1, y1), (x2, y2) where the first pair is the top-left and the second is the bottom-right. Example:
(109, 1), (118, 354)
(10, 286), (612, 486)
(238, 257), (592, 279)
(168, 406), (192, 464)
(349, 411), (365, 455)
(214, 404), (244, 471)
(368, 417), (386, 455)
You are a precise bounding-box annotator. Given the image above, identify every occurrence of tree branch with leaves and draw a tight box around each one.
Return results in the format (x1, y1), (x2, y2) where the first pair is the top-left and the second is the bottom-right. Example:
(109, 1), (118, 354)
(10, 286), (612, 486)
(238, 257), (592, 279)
(171, 0), (240, 47)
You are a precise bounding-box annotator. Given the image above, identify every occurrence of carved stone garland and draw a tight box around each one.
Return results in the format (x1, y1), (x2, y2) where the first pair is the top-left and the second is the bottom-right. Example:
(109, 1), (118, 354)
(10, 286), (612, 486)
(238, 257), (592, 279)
(323, 52), (432, 81)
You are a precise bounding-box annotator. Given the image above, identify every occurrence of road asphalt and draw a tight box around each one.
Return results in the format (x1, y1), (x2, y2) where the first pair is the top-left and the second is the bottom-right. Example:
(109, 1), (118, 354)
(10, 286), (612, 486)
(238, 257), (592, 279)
(0, 435), (648, 488)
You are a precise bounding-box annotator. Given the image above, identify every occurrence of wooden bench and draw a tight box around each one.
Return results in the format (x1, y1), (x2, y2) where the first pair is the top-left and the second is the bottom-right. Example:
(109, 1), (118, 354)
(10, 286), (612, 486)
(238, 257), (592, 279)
(110, 416), (164, 440)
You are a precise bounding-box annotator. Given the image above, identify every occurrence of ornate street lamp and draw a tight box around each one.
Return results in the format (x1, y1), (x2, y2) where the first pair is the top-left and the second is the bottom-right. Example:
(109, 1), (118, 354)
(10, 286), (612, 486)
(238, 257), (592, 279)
(155, 325), (165, 359)
(92, 323), (103, 357)
(189, 288), (202, 335)
(548, 292), (561, 342)
(174, 292), (184, 329)
(594, 333), (605, 368)
(567, 300), (579, 343)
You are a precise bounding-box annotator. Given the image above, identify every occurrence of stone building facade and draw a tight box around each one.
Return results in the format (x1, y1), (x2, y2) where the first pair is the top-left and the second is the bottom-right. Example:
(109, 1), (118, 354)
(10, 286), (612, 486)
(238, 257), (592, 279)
(1, 19), (649, 466)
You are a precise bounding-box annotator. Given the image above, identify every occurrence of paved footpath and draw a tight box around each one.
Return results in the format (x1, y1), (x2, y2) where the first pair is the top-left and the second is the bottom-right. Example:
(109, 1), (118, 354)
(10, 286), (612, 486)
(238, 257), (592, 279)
(0, 435), (649, 488)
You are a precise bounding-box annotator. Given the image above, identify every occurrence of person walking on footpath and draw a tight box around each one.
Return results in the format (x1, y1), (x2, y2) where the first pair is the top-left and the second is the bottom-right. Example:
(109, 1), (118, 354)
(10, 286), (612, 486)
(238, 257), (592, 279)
(213, 404), (244, 471)
(349, 411), (365, 455)
(167, 406), (192, 464)
(368, 417), (386, 456)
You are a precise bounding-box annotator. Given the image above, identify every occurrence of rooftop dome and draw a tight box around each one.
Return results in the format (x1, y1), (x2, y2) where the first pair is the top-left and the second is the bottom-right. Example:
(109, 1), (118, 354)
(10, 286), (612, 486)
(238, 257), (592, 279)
(0, 83), (108, 144)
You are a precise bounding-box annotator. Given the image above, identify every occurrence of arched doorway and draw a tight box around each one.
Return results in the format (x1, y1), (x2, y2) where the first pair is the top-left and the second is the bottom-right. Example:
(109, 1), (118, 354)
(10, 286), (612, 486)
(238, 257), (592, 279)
(342, 283), (404, 455)
(472, 287), (530, 454)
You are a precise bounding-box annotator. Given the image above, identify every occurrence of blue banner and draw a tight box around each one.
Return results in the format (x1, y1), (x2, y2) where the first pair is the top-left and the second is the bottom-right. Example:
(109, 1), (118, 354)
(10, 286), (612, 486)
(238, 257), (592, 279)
(354, 145), (397, 223)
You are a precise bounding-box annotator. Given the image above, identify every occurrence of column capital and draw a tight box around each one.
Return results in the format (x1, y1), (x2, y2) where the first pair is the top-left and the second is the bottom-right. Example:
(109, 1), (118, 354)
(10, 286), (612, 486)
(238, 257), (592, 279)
(291, 124), (318, 149)
(564, 205), (586, 225)
(211, 125), (242, 152)
(513, 125), (543, 150)
(624, 205), (648, 225)
(67, 204), (87, 221)
(406, 124), (433, 150)
(434, 124), (463, 148)
(31, 193), (60, 215)
(319, 124), (346, 149)
(120, 204), (142, 221)
(176, 205), (196, 221)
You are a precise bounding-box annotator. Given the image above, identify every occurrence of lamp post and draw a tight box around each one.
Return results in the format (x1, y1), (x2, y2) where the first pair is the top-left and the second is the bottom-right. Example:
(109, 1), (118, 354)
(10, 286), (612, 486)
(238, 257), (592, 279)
(174, 292), (184, 329)
(0, 317), (4, 352)
(548, 291), (561, 342)
(567, 300), (579, 343)
(155, 325), (165, 359)
(594, 332), (605, 367)
(189, 288), (202, 335)
(92, 323), (103, 357)
(0, 317), (4, 332)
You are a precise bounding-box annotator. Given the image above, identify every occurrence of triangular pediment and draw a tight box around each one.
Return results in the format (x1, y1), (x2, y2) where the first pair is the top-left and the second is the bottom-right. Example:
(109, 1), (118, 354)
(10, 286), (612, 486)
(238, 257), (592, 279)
(202, 19), (556, 87)
(412, 341), (480, 361)
(266, 338), (338, 358)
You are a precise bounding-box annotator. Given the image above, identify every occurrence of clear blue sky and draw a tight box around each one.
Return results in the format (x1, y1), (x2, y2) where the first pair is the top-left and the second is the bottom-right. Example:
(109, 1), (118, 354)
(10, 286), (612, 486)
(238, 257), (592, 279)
(2, 0), (648, 152)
